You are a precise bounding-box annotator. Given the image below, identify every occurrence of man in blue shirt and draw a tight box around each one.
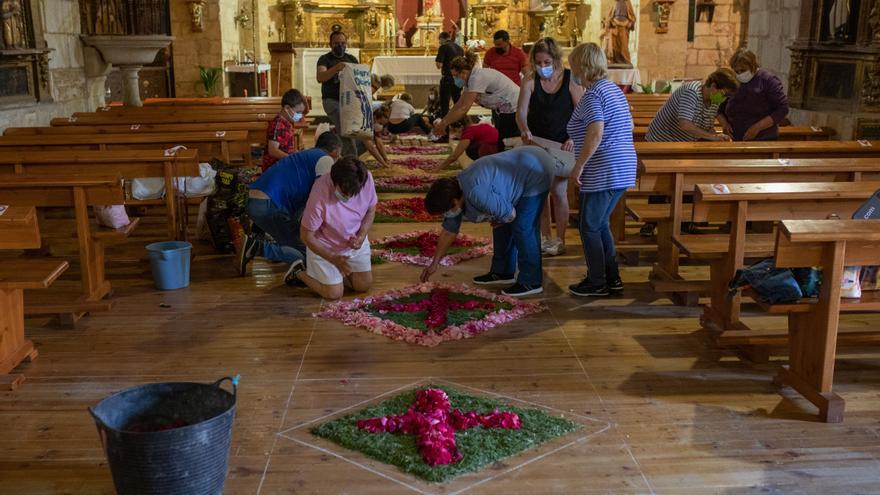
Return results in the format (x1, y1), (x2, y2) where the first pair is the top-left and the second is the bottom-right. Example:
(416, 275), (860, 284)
(238, 132), (342, 283)
(420, 146), (556, 297)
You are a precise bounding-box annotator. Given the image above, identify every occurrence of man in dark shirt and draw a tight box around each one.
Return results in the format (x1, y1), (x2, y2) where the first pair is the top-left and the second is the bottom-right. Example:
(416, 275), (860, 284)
(434, 31), (464, 121)
(316, 30), (361, 157)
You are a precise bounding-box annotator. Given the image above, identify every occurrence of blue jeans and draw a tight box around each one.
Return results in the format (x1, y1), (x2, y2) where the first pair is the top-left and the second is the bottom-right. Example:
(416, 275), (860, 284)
(490, 192), (547, 287)
(579, 189), (626, 286)
(246, 198), (305, 265)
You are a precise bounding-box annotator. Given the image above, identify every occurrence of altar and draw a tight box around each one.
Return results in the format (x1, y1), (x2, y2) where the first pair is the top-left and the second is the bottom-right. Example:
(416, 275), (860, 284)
(608, 68), (642, 92)
(371, 56), (440, 85)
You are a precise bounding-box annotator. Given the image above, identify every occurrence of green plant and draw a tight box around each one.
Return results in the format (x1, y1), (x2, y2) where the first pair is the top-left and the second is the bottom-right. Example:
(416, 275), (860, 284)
(659, 83), (673, 93)
(637, 83), (654, 94)
(198, 66), (222, 96)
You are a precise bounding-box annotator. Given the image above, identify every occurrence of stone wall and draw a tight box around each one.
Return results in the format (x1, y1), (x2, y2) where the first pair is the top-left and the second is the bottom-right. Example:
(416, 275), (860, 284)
(0, 0), (104, 132)
(635, 0), (747, 84)
(746, 0), (856, 137)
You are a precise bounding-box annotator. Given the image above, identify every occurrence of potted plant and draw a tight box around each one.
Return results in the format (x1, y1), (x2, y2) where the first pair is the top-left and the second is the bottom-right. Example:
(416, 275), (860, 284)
(198, 66), (222, 96)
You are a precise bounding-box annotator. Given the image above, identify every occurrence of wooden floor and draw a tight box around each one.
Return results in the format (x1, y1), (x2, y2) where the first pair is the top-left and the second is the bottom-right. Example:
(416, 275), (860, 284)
(3, 212), (880, 494)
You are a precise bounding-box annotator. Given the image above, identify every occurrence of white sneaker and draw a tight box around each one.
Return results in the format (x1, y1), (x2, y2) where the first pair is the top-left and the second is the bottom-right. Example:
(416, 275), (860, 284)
(543, 238), (566, 256)
(540, 238), (553, 253)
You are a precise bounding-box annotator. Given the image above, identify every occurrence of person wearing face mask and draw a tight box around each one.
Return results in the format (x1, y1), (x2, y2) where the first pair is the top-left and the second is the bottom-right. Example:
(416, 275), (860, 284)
(239, 132), (342, 281)
(316, 31), (361, 157)
(434, 31), (465, 125)
(640, 69), (739, 237)
(719, 48), (789, 141)
(433, 51), (520, 152)
(288, 156), (377, 300)
(515, 37), (585, 257)
(262, 88), (307, 171)
(565, 43), (637, 297)
(420, 146), (557, 298)
(483, 30), (528, 86)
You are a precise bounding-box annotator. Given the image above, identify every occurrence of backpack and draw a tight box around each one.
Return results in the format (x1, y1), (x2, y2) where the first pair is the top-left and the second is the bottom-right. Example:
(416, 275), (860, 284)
(729, 258), (821, 304)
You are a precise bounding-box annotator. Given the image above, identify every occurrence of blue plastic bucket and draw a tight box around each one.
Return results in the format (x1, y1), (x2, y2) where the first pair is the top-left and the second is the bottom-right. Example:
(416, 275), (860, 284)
(146, 241), (192, 290)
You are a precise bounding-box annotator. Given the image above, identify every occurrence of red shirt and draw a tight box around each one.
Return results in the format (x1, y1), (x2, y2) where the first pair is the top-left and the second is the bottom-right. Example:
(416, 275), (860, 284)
(262, 114), (295, 171)
(461, 123), (499, 157)
(482, 46), (527, 86)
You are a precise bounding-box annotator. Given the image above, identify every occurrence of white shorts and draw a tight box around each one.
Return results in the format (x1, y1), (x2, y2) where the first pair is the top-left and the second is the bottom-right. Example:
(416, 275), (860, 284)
(306, 238), (372, 286)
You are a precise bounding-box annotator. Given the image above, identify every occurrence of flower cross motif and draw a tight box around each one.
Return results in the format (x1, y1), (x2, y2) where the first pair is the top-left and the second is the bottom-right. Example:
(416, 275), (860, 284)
(357, 389), (522, 466)
(372, 288), (496, 329)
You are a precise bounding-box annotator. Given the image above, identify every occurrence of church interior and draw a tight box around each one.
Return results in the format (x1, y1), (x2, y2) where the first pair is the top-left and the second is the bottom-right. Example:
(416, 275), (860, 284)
(2, 0), (880, 493)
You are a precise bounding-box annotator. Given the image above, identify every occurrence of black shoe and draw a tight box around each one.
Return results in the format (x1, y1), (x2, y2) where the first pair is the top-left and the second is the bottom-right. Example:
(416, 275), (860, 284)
(284, 260), (306, 287)
(607, 277), (624, 292)
(569, 280), (610, 297)
(502, 283), (544, 297)
(639, 223), (656, 237)
(237, 234), (259, 276)
(473, 272), (516, 285)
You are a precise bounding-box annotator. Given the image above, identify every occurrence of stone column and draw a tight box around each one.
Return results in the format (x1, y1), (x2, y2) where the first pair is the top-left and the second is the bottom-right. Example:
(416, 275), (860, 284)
(120, 66), (144, 106)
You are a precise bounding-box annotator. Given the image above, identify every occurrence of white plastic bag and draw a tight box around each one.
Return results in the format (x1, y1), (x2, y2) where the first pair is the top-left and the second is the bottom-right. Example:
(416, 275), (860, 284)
(174, 162), (217, 197)
(841, 266), (862, 299)
(131, 178), (166, 200)
(339, 63), (374, 139)
(93, 205), (130, 229)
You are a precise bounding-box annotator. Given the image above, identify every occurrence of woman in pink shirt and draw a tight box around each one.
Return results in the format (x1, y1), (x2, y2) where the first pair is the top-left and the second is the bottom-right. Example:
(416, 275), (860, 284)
(289, 157), (377, 299)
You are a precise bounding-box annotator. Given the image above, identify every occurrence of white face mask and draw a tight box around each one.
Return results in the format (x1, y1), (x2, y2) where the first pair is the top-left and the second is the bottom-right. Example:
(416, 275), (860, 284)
(736, 71), (754, 84)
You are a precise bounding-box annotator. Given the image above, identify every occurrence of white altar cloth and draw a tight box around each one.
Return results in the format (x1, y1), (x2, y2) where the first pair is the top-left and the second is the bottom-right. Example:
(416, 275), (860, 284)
(608, 68), (641, 87)
(371, 56), (441, 85)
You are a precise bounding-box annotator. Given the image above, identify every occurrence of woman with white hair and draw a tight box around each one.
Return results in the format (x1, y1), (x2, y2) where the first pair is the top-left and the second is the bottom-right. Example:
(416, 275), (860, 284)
(565, 42), (637, 297)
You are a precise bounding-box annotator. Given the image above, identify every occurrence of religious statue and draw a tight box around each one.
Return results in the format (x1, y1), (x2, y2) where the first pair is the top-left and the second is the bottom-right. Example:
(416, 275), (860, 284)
(601, 0), (636, 67)
(1, 0), (27, 48)
(397, 18), (410, 48)
(423, 0), (442, 17)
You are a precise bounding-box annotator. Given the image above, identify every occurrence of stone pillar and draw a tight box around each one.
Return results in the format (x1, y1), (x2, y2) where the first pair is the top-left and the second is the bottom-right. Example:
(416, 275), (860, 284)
(268, 42), (296, 96)
(120, 66), (144, 106)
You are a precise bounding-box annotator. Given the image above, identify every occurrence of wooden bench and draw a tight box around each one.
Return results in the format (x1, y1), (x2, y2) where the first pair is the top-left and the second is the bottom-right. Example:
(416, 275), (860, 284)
(0, 175), (132, 324)
(677, 181), (880, 334)
(0, 149), (200, 240)
(143, 96), (282, 106)
(635, 158), (880, 304)
(632, 126), (835, 141)
(4, 122), (268, 149)
(753, 220), (880, 422)
(0, 130), (252, 167)
(51, 112), (278, 126)
(0, 206), (69, 389)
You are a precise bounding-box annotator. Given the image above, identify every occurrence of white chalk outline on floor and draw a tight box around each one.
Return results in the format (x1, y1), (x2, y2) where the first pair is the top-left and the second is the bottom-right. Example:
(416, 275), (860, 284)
(274, 377), (612, 494)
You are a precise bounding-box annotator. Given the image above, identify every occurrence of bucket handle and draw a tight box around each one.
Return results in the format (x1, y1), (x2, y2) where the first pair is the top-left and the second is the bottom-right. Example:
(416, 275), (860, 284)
(213, 375), (238, 399)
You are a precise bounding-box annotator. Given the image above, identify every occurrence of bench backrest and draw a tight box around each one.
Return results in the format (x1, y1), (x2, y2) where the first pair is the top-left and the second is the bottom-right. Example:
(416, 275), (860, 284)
(0, 174), (125, 207)
(691, 182), (880, 222)
(775, 219), (880, 268)
(632, 127), (834, 141)
(0, 149), (201, 178)
(0, 206), (40, 249)
(636, 140), (880, 160)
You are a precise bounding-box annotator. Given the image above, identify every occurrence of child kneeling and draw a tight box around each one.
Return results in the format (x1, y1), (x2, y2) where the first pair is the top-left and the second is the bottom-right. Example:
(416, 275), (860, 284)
(291, 157), (377, 300)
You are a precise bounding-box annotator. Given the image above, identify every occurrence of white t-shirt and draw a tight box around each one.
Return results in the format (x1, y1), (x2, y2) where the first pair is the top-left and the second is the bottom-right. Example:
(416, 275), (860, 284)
(465, 68), (520, 114)
(389, 100), (416, 121)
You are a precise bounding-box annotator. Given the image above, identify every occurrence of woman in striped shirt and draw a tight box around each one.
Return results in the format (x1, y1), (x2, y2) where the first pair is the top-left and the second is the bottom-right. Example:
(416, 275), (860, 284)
(566, 43), (637, 297)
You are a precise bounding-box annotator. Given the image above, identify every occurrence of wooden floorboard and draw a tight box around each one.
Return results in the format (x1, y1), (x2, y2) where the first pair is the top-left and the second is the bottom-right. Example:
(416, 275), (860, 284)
(1, 214), (880, 494)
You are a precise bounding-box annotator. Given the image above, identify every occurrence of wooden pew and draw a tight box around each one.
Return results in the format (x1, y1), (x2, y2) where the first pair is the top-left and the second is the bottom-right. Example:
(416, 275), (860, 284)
(144, 96), (282, 106)
(633, 158), (880, 304)
(763, 219), (880, 422)
(0, 150), (199, 240)
(677, 182), (880, 335)
(4, 122), (267, 148)
(0, 206), (69, 389)
(632, 126), (835, 141)
(0, 130), (252, 166)
(51, 112), (277, 126)
(0, 175), (132, 324)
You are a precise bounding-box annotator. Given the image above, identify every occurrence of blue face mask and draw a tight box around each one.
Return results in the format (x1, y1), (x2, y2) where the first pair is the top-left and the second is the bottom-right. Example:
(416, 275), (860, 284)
(443, 207), (462, 218)
(573, 75), (582, 86)
(287, 108), (303, 122)
(335, 189), (350, 203)
(453, 77), (465, 89)
(538, 66), (554, 79)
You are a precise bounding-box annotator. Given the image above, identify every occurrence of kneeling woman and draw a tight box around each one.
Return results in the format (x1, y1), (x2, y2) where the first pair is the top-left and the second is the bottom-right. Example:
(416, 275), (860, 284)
(289, 157), (378, 300)
(421, 146), (556, 297)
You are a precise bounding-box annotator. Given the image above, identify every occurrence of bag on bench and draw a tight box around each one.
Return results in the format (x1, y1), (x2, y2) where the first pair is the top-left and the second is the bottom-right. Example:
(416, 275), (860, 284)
(852, 188), (880, 291)
(729, 258), (821, 304)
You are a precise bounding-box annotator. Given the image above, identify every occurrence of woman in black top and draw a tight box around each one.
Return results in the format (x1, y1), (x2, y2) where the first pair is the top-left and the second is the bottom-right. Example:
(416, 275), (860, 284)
(516, 37), (584, 256)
